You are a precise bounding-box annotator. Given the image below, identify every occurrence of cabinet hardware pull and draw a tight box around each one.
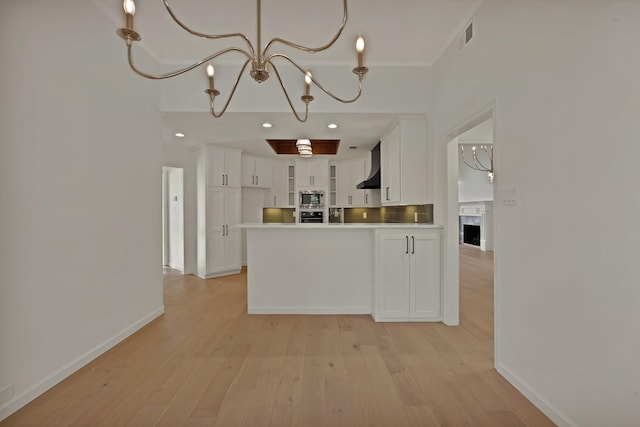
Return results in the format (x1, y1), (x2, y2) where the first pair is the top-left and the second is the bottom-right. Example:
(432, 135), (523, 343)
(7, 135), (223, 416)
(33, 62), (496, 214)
(406, 236), (409, 254)
(365, 193), (368, 204)
(274, 196), (276, 206)
(222, 174), (224, 186)
(386, 187), (390, 200)
(252, 175), (255, 185)
(412, 236), (415, 254)
(256, 175), (258, 186)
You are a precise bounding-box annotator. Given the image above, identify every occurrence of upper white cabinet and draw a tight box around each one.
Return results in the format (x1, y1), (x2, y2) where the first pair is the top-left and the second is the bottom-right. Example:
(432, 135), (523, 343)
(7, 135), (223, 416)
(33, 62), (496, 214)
(295, 158), (328, 188)
(268, 161), (293, 207)
(374, 228), (441, 321)
(241, 155), (273, 188)
(207, 145), (241, 188)
(380, 117), (431, 205)
(337, 158), (367, 206)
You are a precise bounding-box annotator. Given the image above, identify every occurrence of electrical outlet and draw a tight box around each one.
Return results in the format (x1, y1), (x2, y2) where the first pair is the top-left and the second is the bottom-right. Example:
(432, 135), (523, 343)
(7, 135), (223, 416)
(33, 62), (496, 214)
(363, 212), (367, 219)
(0, 384), (13, 404)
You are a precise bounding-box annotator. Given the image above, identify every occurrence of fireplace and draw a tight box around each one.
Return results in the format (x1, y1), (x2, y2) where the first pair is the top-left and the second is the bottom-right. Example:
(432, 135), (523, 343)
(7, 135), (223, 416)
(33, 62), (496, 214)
(463, 224), (481, 246)
(459, 202), (493, 251)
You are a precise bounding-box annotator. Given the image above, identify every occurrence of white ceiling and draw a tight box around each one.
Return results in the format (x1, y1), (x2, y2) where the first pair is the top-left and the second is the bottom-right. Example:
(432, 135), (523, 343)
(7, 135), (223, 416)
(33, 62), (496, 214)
(100, 0), (483, 158)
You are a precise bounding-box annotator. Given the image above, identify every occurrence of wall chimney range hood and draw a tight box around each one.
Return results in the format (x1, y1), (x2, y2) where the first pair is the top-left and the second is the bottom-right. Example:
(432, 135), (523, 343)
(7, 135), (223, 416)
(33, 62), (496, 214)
(357, 142), (381, 189)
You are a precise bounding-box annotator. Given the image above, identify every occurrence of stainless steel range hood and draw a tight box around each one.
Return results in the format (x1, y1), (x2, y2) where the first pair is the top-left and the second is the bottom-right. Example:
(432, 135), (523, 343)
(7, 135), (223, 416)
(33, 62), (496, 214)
(357, 142), (381, 189)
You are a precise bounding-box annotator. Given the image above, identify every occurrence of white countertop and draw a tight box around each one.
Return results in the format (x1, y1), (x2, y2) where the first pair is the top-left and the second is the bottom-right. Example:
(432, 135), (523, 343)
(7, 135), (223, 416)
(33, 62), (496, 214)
(240, 223), (443, 229)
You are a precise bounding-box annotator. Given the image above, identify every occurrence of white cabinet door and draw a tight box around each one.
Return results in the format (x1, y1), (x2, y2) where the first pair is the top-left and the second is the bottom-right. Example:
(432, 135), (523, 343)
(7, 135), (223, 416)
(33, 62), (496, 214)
(350, 159), (367, 206)
(382, 124), (401, 204)
(208, 146), (241, 188)
(269, 161), (289, 207)
(207, 146), (227, 187)
(335, 158), (367, 206)
(241, 156), (255, 187)
(376, 232), (411, 319)
(410, 233), (441, 319)
(380, 117), (430, 206)
(336, 161), (351, 206)
(224, 150), (241, 188)
(375, 229), (441, 321)
(206, 187), (226, 274)
(295, 158), (328, 188)
(205, 187), (241, 277)
(242, 156), (273, 188)
(254, 157), (273, 188)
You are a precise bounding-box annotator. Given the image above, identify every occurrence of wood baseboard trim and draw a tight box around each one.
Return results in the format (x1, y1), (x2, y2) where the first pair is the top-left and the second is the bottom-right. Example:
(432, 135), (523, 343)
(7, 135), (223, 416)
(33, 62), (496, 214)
(496, 363), (577, 427)
(0, 306), (165, 422)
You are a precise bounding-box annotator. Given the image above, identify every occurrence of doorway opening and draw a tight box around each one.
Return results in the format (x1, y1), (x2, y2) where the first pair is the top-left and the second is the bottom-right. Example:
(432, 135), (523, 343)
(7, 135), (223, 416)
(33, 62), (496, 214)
(162, 167), (185, 272)
(446, 109), (497, 362)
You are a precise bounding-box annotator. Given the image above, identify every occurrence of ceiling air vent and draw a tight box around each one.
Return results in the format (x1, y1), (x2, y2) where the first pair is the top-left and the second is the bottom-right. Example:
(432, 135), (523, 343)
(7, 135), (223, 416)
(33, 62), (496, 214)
(458, 21), (474, 51)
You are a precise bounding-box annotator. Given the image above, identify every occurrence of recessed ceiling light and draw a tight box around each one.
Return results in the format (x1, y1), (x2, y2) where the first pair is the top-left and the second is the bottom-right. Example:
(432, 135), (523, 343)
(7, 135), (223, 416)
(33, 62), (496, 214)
(328, 123), (338, 129)
(175, 132), (185, 138)
(262, 122), (272, 128)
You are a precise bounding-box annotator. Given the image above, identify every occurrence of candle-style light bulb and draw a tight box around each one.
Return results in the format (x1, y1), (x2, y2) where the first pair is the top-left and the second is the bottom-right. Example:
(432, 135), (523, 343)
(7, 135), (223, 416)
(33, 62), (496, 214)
(206, 64), (215, 89)
(356, 35), (365, 68)
(304, 70), (312, 96)
(123, 0), (135, 15)
(123, 0), (136, 31)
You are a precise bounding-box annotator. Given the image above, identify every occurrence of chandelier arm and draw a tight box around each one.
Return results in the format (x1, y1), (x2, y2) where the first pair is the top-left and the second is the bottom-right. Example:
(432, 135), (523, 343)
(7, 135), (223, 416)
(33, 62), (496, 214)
(473, 158), (491, 172)
(162, 0), (256, 58)
(126, 43), (251, 80)
(262, 0), (347, 58)
(208, 60), (252, 118)
(472, 149), (493, 171)
(269, 62), (310, 123)
(462, 157), (487, 172)
(268, 54), (363, 104)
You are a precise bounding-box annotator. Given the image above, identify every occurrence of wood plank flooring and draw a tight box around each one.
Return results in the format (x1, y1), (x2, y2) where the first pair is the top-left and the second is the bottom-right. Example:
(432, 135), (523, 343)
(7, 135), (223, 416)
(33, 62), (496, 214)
(1, 246), (554, 426)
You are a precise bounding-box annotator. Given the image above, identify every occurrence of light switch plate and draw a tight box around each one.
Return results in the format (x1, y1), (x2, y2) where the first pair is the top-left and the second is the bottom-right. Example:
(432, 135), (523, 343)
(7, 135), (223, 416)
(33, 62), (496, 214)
(501, 187), (518, 206)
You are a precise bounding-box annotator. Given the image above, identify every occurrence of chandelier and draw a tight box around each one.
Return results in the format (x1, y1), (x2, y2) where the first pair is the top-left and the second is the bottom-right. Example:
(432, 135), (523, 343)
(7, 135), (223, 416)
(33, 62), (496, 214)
(460, 145), (494, 183)
(116, 0), (369, 123)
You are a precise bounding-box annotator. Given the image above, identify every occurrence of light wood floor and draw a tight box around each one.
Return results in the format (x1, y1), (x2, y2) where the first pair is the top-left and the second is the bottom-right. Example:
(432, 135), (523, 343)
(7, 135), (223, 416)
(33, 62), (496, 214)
(1, 246), (553, 427)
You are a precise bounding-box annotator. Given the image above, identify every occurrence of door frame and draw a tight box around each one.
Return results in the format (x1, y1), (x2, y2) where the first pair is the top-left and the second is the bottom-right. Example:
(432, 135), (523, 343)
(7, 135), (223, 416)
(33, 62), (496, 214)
(444, 104), (499, 365)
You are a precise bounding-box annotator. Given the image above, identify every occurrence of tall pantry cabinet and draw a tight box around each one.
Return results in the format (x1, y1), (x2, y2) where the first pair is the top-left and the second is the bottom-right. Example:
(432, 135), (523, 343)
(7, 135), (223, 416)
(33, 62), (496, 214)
(196, 145), (242, 278)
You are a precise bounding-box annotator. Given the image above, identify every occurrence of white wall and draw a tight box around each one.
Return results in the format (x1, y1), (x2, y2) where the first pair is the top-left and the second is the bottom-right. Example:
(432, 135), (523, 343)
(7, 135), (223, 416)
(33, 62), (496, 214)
(0, 1), (163, 420)
(458, 144), (493, 203)
(432, 1), (640, 425)
(162, 145), (198, 275)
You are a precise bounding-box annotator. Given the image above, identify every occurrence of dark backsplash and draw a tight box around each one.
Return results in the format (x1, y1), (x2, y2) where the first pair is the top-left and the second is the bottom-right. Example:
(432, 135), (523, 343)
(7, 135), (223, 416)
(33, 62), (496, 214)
(263, 205), (433, 224)
(262, 208), (296, 223)
(344, 204), (433, 224)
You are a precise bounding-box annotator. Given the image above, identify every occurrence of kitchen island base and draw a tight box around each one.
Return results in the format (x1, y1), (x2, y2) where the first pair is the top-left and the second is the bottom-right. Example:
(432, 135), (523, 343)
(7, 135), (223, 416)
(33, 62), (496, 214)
(246, 227), (373, 314)
(243, 224), (444, 322)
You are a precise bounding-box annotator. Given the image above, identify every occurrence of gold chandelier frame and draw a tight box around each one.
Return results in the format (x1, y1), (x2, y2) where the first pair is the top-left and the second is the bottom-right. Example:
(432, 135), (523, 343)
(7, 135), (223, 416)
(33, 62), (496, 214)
(116, 0), (368, 122)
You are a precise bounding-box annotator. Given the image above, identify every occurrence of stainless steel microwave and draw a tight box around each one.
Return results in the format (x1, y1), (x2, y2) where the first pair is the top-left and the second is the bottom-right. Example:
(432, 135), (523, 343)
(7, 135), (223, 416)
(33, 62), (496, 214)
(299, 191), (325, 208)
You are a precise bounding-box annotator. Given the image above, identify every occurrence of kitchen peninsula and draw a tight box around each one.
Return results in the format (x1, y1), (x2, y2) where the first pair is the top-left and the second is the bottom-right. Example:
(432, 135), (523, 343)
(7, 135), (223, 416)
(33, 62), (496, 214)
(241, 223), (443, 322)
